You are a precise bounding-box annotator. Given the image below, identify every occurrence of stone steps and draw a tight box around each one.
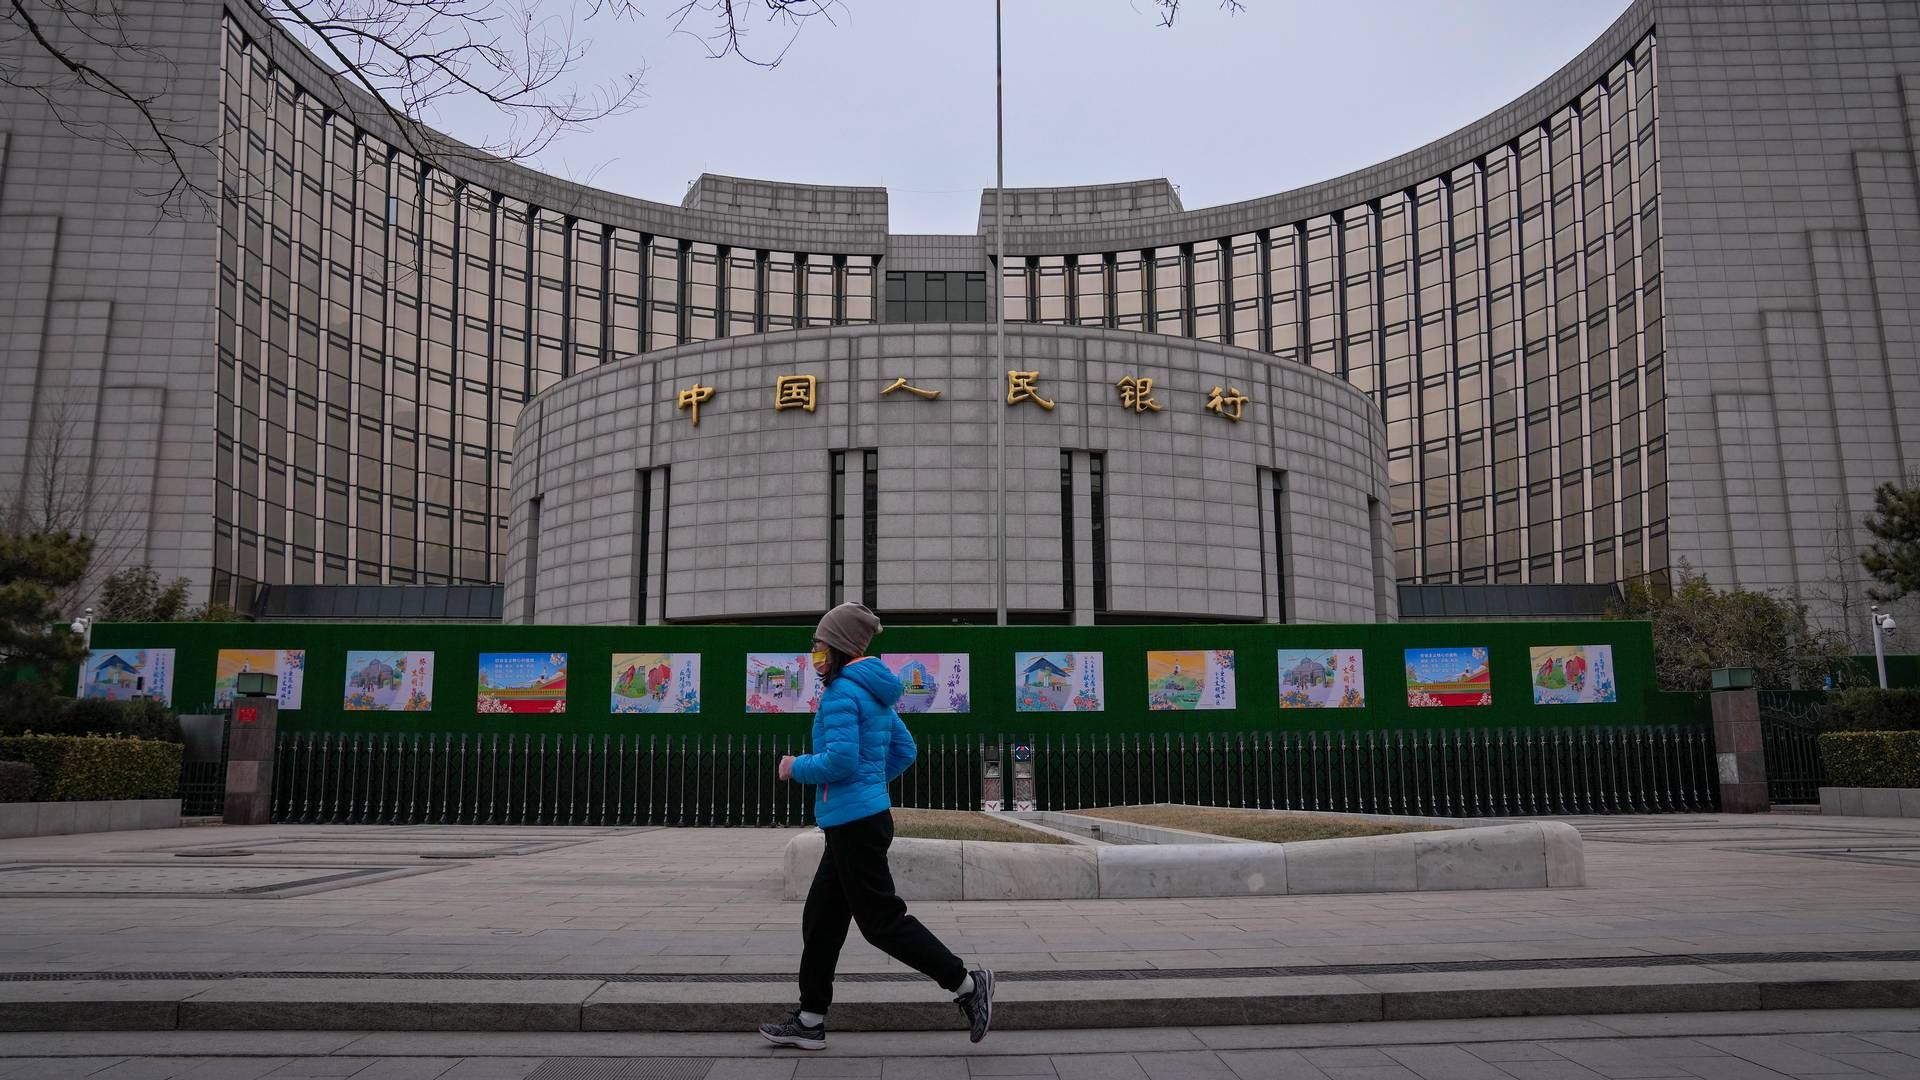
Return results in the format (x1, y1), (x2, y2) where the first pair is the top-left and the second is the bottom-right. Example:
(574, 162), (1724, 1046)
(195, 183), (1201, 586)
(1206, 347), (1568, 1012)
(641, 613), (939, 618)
(3, 961), (1915, 1033)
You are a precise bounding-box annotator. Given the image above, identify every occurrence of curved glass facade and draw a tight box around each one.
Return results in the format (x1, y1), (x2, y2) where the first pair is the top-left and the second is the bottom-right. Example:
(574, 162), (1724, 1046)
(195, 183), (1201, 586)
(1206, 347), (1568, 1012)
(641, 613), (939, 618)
(212, 10), (1660, 605)
(1002, 36), (1664, 588)
(212, 21), (876, 603)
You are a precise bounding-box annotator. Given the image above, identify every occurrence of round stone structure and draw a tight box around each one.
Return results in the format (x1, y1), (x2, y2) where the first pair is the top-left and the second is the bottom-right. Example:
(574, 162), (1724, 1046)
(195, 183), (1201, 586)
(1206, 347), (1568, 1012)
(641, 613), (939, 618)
(503, 324), (1392, 624)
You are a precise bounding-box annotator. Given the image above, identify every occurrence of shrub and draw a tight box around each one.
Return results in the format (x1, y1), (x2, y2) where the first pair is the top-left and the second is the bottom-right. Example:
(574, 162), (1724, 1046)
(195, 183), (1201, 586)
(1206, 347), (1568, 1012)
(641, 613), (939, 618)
(0, 735), (181, 802)
(1820, 731), (1920, 789)
(0, 761), (31, 803)
(1819, 688), (1920, 733)
(0, 697), (181, 742)
(0, 681), (68, 736)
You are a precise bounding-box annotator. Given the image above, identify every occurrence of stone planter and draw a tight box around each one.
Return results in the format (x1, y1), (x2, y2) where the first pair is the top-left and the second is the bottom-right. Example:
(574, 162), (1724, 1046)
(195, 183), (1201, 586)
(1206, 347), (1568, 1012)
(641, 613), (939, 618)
(0, 799), (181, 839)
(1819, 787), (1920, 818)
(782, 820), (1583, 901)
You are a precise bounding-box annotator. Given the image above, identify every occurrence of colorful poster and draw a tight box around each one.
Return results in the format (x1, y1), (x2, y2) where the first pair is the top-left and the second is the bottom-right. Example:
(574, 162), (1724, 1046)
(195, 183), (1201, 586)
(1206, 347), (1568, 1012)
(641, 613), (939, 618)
(1015, 652), (1104, 712)
(1277, 649), (1366, 709)
(1530, 644), (1618, 705)
(611, 653), (701, 714)
(213, 649), (305, 710)
(1405, 646), (1493, 707)
(747, 652), (824, 714)
(78, 649), (175, 705)
(343, 651), (435, 712)
(478, 652), (568, 714)
(881, 653), (971, 713)
(1146, 650), (1237, 710)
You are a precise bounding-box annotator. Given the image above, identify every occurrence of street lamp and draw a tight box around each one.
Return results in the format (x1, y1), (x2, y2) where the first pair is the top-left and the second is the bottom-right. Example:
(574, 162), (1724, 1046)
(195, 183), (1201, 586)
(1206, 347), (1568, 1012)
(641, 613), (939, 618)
(1870, 605), (1897, 689)
(68, 606), (93, 651)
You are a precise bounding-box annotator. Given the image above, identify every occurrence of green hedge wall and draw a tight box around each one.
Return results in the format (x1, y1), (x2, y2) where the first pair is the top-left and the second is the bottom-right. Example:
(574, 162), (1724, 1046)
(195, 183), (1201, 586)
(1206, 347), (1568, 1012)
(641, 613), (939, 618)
(91, 619), (1667, 737)
(0, 761), (31, 803)
(1819, 731), (1920, 789)
(0, 735), (182, 802)
(1819, 689), (1920, 732)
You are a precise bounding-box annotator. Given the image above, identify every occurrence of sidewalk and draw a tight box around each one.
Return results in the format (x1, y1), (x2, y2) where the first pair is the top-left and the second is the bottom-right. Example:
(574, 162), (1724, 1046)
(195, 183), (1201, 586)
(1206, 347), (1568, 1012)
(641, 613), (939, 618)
(0, 814), (1917, 1031)
(1, 1009), (1917, 1078)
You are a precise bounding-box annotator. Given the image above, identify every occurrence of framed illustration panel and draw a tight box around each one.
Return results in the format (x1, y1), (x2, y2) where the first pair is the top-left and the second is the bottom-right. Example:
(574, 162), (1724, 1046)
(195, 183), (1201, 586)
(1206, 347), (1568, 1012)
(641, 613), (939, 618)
(1146, 650), (1236, 710)
(1530, 644), (1618, 705)
(478, 652), (568, 714)
(611, 653), (702, 714)
(343, 651), (434, 712)
(79, 649), (175, 706)
(746, 653), (823, 714)
(214, 649), (305, 710)
(1405, 646), (1492, 707)
(1014, 652), (1104, 712)
(881, 653), (970, 713)
(1276, 649), (1366, 709)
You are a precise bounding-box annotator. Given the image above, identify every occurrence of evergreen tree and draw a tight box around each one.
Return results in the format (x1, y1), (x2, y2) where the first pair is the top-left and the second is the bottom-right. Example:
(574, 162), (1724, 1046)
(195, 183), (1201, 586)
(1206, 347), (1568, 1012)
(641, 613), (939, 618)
(1863, 477), (1920, 602)
(0, 529), (93, 689)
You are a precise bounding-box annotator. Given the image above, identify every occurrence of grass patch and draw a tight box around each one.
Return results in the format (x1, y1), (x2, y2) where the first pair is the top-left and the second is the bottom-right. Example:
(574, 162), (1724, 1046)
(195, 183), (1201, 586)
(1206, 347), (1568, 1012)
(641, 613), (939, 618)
(1076, 805), (1442, 844)
(890, 808), (1068, 844)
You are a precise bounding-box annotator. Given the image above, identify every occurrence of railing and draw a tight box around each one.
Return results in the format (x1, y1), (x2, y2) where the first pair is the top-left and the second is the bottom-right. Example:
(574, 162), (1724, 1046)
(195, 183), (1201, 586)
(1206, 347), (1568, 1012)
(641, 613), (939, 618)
(1023, 726), (1719, 816)
(1758, 693), (1829, 804)
(176, 715), (229, 818)
(270, 724), (1717, 825)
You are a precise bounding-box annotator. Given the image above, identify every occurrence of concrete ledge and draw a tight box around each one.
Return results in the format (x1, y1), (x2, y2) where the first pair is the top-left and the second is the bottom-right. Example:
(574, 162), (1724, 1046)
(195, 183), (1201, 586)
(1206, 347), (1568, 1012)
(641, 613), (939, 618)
(1821, 786), (1920, 818)
(1096, 843), (1288, 898)
(4, 963), (1915, 1032)
(781, 820), (1582, 900)
(0, 799), (181, 839)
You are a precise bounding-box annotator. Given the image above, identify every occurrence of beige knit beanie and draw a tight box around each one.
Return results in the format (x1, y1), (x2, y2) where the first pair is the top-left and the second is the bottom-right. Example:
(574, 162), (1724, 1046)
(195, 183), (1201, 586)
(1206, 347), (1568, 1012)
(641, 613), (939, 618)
(814, 602), (882, 656)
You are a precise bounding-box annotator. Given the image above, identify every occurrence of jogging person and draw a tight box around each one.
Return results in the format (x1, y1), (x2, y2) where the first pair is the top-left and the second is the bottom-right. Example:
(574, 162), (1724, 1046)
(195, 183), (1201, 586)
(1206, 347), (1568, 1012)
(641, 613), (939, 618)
(758, 602), (994, 1050)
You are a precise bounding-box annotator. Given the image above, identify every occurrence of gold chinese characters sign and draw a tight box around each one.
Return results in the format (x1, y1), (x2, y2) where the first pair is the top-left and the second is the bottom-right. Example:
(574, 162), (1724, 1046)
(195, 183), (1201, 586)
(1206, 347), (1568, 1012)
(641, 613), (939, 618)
(671, 373), (1250, 425)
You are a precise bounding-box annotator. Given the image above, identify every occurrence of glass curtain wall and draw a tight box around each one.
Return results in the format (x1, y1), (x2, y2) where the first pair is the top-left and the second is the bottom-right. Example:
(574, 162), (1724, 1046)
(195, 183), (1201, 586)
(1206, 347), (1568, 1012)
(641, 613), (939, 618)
(214, 20), (876, 604)
(998, 37), (1664, 588)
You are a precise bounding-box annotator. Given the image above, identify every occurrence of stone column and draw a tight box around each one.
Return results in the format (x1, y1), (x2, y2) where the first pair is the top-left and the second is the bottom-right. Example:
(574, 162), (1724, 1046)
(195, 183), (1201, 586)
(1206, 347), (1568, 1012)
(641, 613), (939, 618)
(1710, 687), (1770, 813)
(223, 696), (279, 825)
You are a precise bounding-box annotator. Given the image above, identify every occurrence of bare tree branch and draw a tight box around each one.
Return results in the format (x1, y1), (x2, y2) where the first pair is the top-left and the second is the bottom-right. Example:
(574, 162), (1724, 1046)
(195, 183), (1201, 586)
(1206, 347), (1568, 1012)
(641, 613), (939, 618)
(1152, 0), (1247, 28)
(666, 0), (841, 69)
(0, 0), (216, 217)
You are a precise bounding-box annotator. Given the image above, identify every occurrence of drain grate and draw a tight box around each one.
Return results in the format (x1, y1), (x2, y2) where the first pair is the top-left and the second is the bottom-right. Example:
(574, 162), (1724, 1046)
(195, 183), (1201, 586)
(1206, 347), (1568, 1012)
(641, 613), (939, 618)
(526, 1058), (713, 1080)
(0, 949), (1913, 985)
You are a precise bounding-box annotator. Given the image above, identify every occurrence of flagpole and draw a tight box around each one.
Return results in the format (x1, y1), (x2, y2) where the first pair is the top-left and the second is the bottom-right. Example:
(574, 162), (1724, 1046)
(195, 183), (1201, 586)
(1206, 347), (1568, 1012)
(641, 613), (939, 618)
(993, 0), (1008, 628)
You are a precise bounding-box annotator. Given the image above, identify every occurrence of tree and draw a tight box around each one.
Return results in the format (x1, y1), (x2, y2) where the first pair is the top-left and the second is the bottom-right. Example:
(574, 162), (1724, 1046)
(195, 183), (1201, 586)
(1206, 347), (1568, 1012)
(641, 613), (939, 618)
(1863, 474), (1920, 603)
(1610, 562), (1856, 692)
(0, 529), (92, 694)
(1, 396), (147, 616)
(96, 565), (235, 623)
(5, 1), (1244, 217)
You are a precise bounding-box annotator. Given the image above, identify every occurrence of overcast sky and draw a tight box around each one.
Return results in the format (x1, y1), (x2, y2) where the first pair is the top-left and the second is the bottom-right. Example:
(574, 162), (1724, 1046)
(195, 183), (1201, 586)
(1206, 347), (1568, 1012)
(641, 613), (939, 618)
(424, 1), (1635, 235)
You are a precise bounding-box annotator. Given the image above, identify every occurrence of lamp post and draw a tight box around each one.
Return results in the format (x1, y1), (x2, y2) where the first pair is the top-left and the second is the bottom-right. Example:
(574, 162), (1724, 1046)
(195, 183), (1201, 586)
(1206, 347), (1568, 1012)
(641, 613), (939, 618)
(68, 606), (93, 651)
(1871, 605), (1897, 689)
(992, 0), (1008, 628)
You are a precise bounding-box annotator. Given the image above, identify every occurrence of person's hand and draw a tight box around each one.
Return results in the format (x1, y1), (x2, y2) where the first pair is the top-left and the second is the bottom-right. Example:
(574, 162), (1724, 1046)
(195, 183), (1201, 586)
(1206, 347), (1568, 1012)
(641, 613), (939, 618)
(777, 755), (795, 781)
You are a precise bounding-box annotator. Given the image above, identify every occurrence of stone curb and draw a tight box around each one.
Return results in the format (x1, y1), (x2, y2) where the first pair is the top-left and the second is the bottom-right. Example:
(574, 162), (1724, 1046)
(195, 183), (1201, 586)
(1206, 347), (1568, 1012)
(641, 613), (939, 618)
(2, 965), (1913, 1033)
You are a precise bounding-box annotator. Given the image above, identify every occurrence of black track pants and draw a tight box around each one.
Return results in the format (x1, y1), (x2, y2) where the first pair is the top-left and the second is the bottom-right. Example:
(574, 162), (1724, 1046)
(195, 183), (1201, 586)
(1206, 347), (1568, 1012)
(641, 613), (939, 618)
(798, 809), (967, 1013)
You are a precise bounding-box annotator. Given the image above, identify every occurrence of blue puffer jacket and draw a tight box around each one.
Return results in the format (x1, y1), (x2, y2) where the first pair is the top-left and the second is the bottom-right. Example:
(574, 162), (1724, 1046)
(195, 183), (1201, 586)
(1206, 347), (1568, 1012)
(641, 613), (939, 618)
(790, 657), (916, 827)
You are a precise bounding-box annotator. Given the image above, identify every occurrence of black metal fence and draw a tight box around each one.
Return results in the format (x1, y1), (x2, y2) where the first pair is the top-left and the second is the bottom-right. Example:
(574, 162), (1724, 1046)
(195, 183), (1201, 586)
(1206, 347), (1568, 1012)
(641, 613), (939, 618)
(1758, 694), (1829, 804)
(175, 713), (229, 818)
(270, 724), (1719, 826)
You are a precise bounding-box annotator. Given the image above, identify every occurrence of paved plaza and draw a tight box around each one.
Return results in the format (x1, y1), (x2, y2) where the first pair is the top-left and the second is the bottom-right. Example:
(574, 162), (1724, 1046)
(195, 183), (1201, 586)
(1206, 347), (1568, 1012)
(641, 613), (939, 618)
(0, 813), (1916, 1064)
